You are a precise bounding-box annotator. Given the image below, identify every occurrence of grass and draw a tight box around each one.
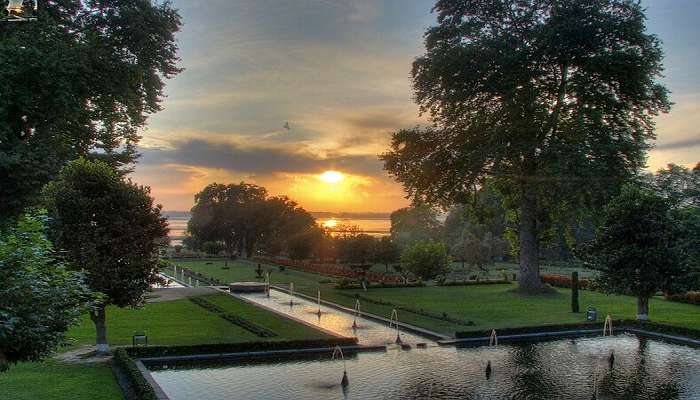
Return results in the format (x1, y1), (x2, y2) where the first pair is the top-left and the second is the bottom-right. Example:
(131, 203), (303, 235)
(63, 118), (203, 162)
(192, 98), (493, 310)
(0, 359), (124, 400)
(172, 258), (700, 336)
(2, 291), (330, 400)
(67, 293), (329, 346)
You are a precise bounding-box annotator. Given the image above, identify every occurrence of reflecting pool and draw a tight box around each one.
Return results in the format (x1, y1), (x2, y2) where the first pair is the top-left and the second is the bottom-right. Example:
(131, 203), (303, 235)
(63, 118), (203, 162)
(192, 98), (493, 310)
(236, 288), (433, 346)
(149, 334), (700, 400)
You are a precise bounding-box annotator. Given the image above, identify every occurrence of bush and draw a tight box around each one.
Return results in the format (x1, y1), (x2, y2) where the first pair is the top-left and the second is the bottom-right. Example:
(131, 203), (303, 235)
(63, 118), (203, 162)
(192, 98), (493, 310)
(400, 240), (451, 280)
(113, 348), (157, 400)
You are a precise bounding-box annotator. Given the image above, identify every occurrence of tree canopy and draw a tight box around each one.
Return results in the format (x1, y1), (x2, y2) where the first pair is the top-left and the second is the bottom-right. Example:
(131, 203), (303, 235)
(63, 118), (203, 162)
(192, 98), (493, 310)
(0, 213), (89, 371)
(0, 0), (181, 221)
(390, 204), (441, 249)
(401, 240), (451, 281)
(43, 158), (168, 353)
(382, 0), (669, 290)
(188, 183), (316, 257)
(581, 184), (687, 320)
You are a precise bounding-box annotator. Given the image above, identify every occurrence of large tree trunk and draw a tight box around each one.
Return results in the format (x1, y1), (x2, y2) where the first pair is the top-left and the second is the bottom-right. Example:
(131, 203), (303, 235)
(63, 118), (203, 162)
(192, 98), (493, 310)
(90, 306), (110, 354)
(0, 350), (8, 372)
(518, 187), (544, 291)
(636, 296), (650, 321)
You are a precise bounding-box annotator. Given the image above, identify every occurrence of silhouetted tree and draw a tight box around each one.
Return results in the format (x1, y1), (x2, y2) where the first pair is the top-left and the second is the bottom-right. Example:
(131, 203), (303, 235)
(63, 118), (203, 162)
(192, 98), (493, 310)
(43, 159), (168, 353)
(581, 185), (688, 320)
(382, 0), (670, 291)
(1, 0), (182, 221)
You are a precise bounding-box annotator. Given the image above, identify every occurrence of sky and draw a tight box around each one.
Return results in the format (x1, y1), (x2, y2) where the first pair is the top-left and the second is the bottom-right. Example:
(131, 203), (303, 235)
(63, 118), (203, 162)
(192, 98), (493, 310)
(132, 0), (700, 213)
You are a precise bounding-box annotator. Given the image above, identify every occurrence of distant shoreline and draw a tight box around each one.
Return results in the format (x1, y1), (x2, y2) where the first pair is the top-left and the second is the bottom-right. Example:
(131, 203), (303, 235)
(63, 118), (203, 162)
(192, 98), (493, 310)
(163, 211), (393, 220)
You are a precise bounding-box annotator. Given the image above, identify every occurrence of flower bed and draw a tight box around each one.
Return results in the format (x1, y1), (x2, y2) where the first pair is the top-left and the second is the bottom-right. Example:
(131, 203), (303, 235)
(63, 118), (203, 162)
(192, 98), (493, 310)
(665, 291), (700, 305)
(541, 273), (593, 290)
(254, 256), (402, 284)
(437, 279), (512, 287)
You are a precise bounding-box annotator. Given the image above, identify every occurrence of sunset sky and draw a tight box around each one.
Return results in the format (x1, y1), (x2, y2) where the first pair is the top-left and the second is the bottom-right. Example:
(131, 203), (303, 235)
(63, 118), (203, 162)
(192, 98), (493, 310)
(132, 0), (700, 213)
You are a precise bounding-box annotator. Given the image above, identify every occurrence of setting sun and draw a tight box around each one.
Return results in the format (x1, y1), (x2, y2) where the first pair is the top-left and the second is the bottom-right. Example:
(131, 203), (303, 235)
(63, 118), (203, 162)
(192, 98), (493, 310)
(318, 170), (344, 184)
(321, 218), (338, 228)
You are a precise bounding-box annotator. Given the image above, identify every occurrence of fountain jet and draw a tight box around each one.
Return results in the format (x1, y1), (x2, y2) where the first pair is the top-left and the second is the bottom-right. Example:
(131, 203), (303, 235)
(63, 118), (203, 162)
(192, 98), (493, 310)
(289, 282), (295, 307)
(265, 272), (271, 298)
(603, 315), (613, 336)
(389, 309), (402, 344)
(332, 346), (348, 387)
(489, 329), (498, 346)
(352, 299), (361, 330)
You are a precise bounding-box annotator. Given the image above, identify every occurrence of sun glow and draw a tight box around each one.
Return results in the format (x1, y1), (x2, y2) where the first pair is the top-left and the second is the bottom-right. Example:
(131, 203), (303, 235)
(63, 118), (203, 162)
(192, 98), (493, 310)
(319, 170), (344, 184)
(322, 218), (338, 228)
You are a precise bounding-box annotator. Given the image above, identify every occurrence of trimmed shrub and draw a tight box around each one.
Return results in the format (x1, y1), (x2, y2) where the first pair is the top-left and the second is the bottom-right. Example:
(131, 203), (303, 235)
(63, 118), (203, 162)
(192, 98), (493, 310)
(125, 338), (358, 359)
(455, 320), (700, 341)
(188, 297), (277, 337)
(113, 348), (157, 400)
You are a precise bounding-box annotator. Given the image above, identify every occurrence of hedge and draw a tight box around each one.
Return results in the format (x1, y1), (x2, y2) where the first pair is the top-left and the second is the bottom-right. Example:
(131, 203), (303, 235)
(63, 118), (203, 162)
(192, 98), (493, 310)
(437, 279), (512, 287)
(113, 348), (158, 400)
(125, 338), (358, 359)
(455, 320), (700, 341)
(665, 291), (700, 306)
(188, 297), (277, 337)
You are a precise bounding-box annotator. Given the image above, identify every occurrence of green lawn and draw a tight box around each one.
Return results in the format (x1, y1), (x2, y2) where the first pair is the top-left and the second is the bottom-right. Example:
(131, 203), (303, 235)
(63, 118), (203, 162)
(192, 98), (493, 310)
(2, 292), (330, 400)
(67, 293), (328, 347)
(0, 359), (124, 400)
(172, 259), (700, 336)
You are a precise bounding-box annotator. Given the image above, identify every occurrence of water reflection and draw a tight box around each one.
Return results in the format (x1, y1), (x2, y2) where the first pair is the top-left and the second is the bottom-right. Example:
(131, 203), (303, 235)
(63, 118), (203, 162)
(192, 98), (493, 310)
(150, 335), (700, 400)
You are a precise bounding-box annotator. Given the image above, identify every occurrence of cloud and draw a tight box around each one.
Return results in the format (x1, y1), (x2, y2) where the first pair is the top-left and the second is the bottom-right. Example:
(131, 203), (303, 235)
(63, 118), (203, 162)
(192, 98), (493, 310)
(654, 137), (700, 150)
(138, 138), (385, 177)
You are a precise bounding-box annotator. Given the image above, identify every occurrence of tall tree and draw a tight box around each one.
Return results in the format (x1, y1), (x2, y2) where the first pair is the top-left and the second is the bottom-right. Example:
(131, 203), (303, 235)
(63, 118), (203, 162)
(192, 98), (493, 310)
(382, 0), (669, 291)
(0, 0), (181, 221)
(188, 183), (268, 257)
(43, 159), (168, 353)
(581, 185), (687, 320)
(0, 213), (89, 372)
(374, 236), (400, 272)
(390, 204), (441, 249)
(401, 240), (451, 281)
(651, 162), (699, 207)
(188, 184), (316, 257)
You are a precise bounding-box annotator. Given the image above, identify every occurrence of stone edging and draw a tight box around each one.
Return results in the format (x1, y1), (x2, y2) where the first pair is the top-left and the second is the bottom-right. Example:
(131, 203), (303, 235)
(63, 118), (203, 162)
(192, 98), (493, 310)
(442, 326), (700, 347)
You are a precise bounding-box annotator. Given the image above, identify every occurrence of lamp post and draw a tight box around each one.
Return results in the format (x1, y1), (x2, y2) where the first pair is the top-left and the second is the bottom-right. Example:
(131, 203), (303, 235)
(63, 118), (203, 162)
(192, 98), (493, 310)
(2, 0), (37, 22)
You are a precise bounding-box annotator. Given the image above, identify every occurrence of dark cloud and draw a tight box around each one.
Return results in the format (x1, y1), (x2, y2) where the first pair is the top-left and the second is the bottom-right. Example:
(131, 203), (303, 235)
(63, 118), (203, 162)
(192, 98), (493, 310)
(138, 139), (385, 177)
(655, 137), (700, 150)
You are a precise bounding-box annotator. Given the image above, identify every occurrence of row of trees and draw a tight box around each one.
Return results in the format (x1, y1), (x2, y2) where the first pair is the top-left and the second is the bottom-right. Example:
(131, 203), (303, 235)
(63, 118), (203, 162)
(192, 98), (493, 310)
(185, 183), (317, 258)
(1, 0), (181, 371)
